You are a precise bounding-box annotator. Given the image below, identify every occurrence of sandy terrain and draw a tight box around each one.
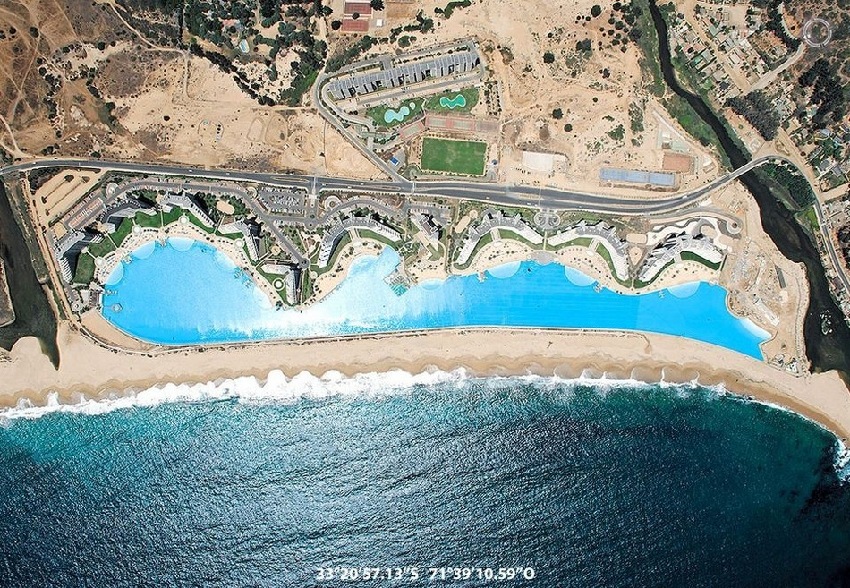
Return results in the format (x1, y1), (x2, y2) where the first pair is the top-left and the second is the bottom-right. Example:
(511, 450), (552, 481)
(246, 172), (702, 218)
(2, 323), (849, 442)
(33, 168), (104, 223)
(111, 53), (382, 176)
(306, 240), (385, 305)
(372, 0), (724, 194)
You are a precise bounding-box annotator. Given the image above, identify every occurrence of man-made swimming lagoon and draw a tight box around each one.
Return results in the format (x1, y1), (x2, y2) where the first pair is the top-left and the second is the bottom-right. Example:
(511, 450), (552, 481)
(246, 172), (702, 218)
(439, 94), (467, 109)
(101, 238), (769, 358)
(383, 103), (417, 124)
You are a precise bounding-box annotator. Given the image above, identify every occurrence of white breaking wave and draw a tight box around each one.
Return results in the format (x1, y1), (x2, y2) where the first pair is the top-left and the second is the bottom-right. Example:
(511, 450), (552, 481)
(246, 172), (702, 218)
(0, 368), (471, 422)
(835, 439), (850, 482)
(0, 369), (708, 422)
(2, 370), (847, 481)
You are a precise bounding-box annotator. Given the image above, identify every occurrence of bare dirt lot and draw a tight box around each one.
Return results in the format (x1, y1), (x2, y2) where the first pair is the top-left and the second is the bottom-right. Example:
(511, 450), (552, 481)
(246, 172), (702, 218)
(1, 0), (722, 188)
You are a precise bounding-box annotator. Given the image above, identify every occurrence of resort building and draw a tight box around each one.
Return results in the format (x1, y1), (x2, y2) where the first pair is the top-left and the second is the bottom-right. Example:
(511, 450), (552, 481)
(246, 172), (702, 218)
(549, 221), (630, 282)
(161, 193), (214, 228)
(261, 263), (299, 305)
(317, 217), (402, 268)
(409, 210), (443, 249)
(325, 43), (482, 102)
(220, 220), (261, 261)
(455, 210), (543, 267)
(54, 229), (87, 257)
(638, 233), (724, 283)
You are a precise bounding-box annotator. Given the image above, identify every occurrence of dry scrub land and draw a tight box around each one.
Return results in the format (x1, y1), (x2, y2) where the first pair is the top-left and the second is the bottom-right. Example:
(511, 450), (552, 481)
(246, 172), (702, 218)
(0, 0), (721, 196)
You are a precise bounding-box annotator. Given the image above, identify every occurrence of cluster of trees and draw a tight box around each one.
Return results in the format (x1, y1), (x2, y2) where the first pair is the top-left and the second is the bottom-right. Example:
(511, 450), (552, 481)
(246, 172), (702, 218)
(726, 90), (781, 140)
(407, 11), (434, 33)
(119, 0), (184, 12)
(758, 163), (816, 208)
(754, 0), (800, 51)
(189, 43), (279, 104)
(837, 225), (850, 270)
(183, 0), (254, 48)
(439, 0), (471, 19)
(326, 36), (376, 73)
(116, 0), (184, 45)
(387, 10), (435, 43)
(198, 193), (248, 223)
(575, 39), (592, 52)
(592, 0), (645, 52)
(799, 59), (848, 129)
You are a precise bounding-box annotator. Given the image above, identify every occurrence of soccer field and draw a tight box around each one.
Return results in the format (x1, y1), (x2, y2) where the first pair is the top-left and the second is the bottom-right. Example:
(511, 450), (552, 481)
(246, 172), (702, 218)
(420, 137), (487, 176)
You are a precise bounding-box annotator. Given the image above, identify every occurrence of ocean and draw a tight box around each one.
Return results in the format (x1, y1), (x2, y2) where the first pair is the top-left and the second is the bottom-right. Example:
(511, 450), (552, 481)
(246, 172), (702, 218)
(2, 373), (849, 586)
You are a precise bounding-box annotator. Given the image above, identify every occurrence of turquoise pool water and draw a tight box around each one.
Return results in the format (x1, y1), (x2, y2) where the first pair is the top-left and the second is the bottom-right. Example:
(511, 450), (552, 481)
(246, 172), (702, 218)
(439, 94), (467, 109)
(101, 239), (769, 356)
(383, 104), (413, 124)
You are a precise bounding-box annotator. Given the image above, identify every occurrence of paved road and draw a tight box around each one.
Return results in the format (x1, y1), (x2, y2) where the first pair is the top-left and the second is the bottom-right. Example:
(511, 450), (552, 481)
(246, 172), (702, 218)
(9, 154), (848, 291)
(312, 70), (406, 183)
(0, 154), (790, 216)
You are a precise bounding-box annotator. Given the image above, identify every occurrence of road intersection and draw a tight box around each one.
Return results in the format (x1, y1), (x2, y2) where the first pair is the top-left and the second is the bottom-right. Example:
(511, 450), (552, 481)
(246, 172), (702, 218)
(0, 154), (788, 217)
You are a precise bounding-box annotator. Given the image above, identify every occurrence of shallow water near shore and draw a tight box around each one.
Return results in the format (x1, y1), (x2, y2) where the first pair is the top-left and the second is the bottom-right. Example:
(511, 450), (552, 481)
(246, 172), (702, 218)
(1, 374), (849, 586)
(102, 240), (768, 358)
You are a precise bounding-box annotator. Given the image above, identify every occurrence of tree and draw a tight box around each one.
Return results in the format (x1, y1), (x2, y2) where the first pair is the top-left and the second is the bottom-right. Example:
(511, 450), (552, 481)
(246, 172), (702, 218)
(726, 91), (781, 140)
(552, 108), (563, 119)
(259, 0), (277, 19)
(331, 20), (342, 30)
(576, 39), (592, 52)
(543, 51), (555, 64)
(352, 12), (360, 19)
(591, 4), (602, 17)
(370, 0), (385, 10)
(564, 123), (573, 132)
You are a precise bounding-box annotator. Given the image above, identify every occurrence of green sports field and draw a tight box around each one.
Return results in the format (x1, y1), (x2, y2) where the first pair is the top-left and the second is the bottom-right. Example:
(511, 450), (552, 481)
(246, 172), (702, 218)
(419, 137), (487, 176)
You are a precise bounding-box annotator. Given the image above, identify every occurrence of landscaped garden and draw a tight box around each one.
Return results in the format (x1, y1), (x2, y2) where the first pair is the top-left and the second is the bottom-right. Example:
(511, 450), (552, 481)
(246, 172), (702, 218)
(424, 87), (479, 113)
(366, 100), (423, 128)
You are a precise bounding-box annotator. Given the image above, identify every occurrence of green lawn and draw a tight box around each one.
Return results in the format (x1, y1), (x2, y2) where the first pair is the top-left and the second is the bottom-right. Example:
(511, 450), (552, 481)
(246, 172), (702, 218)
(553, 236), (594, 248)
(87, 236), (116, 258)
(72, 252), (96, 285)
(366, 100), (422, 129)
(424, 87), (479, 113)
(680, 250), (722, 270)
(420, 137), (487, 176)
(135, 210), (163, 228)
(797, 205), (820, 235)
(110, 218), (135, 248)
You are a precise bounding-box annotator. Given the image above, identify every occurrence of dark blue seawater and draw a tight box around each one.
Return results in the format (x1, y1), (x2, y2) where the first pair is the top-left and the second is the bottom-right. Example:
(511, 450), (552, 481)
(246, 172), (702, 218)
(1, 377), (849, 587)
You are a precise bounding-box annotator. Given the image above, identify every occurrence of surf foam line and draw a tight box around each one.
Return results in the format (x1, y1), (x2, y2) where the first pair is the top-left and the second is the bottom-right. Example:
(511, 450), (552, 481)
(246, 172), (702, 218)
(722, 392), (850, 482)
(0, 369), (725, 422)
(4, 369), (846, 479)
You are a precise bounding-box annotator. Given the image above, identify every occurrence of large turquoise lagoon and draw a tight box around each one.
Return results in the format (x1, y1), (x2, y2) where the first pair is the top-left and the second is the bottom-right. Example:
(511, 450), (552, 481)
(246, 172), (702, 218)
(101, 238), (769, 356)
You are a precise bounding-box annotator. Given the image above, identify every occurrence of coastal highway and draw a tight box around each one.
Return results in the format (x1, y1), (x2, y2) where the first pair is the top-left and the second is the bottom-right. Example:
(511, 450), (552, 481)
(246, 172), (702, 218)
(0, 155), (789, 217)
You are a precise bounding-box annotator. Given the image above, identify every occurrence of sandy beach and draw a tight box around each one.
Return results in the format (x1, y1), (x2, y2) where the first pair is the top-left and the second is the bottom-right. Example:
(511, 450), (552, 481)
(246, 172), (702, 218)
(1, 323), (848, 442)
